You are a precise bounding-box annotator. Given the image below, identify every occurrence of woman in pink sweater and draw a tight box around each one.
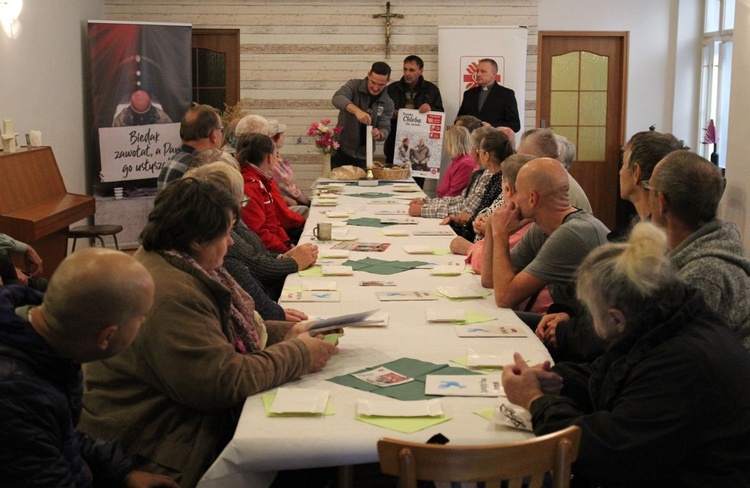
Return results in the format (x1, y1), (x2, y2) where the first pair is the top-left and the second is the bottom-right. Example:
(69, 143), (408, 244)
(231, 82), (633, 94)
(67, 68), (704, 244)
(436, 125), (477, 197)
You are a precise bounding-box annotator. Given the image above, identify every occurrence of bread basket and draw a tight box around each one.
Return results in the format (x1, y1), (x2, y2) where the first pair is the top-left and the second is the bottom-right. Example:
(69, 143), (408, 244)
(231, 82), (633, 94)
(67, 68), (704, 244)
(371, 166), (411, 180)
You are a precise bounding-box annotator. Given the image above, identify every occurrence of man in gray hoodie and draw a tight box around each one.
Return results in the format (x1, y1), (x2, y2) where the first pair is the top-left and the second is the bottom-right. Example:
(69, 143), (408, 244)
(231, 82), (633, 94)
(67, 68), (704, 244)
(649, 150), (750, 349)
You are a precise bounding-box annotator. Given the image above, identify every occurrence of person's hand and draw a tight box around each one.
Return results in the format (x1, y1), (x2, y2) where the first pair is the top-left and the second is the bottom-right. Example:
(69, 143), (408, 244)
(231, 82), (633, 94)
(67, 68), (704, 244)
(285, 320), (312, 339)
(356, 110), (372, 125)
(24, 245), (43, 277)
(531, 360), (564, 395)
(123, 470), (179, 488)
(441, 212), (470, 226)
(501, 353), (546, 410)
(450, 236), (472, 255)
(372, 128), (385, 141)
(283, 195), (297, 207)
(14, 267), (29, 286)
(535, 312), (570, 347)
(491, 202), (532, 239)
(473, 214), (487, 236)
(287, 243), (318, 269)
(408, 200), (424, 217)
(284, 308), (308, 323)
(297, 333), (339, 372)
(392, 109), (399, 119)
(418, 103), (431, 113)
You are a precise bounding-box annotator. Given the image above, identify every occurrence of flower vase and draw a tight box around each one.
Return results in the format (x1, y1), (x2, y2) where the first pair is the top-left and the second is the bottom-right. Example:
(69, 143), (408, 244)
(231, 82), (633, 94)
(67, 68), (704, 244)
(710, 144), (719, 167)
(322, 152), (332, 178)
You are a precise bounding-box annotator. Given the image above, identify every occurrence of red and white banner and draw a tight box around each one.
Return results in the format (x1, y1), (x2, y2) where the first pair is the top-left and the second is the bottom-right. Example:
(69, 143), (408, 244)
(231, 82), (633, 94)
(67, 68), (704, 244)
(437, 26), (528, 133)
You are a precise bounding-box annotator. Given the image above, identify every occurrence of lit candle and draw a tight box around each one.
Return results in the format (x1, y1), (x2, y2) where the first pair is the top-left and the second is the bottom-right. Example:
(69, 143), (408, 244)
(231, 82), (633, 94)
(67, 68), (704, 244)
(366, 125), (373, 168)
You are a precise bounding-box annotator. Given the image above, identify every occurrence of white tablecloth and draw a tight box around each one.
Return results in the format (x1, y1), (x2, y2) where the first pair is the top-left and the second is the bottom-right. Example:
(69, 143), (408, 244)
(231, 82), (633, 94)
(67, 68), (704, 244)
(197, 180), (551, 487)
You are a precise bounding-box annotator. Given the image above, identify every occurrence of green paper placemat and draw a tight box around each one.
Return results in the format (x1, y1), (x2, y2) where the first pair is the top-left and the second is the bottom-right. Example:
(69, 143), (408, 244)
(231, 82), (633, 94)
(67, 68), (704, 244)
(431, 248), (452, 256)
(298, 266), (324, 277)
(342, 257), (429, 275)
(455, 310), (496, 325)
(327, 358), (481, 401)
(474, 408), (495, 421)
(261, 394), (335, 417)
(323, 333), (344, 345)
(450, 356), (503, 372)
(345, 217), (395, 228)
(282, 285), (303, 292)
(348, 192), (393, 199)
(356, 414), (451, 434)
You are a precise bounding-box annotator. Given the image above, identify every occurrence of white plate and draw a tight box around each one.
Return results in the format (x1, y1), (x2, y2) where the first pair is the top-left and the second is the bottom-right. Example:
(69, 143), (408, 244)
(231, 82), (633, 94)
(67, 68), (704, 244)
(356, 398), (443, 417)
(325, 211), (349, 218)
(320, 249), (350, 259)
(431, 265), (463, 276)
(403, 245), (433, 254)
(425, 309), (466, 322)
(270, 387), (329, 414)
(322, 265), (354, 276)
(436, 286), (489, 299)
(302, 281), (337, 291)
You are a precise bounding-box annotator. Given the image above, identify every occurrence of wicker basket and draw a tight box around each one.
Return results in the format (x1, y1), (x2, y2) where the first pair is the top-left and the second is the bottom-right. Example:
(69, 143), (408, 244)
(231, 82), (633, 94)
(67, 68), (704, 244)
(372, 166), (411, 180)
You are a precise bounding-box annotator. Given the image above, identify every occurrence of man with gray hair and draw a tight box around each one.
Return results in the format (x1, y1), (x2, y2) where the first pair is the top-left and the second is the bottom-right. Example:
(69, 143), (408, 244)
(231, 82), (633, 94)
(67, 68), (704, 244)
(648, 150), (750, 348)
(517, 128), (592, 213)
(0, 249), (176, 487)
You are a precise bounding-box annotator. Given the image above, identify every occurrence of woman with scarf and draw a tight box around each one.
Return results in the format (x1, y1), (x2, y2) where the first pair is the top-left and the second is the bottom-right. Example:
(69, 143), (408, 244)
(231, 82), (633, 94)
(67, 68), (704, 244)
(79, 177), (337, 488)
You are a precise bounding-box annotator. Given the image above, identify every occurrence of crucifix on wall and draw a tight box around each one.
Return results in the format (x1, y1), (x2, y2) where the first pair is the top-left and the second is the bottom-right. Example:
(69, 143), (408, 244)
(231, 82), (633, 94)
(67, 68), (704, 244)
(373, 2), (403, 59)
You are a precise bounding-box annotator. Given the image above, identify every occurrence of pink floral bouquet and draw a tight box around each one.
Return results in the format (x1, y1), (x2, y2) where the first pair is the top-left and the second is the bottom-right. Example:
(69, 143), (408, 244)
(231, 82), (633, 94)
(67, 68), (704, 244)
(307, 118), (343, 155)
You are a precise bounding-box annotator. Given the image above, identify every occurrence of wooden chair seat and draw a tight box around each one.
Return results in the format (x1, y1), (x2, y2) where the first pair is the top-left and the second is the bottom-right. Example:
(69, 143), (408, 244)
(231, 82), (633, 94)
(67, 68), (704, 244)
(378, 425), (582, 488)
(68, 224), (124, 251)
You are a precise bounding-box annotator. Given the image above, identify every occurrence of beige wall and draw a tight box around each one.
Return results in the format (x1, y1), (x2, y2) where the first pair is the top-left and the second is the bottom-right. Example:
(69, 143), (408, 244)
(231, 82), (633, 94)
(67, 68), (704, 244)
(103, 0), (539, 191)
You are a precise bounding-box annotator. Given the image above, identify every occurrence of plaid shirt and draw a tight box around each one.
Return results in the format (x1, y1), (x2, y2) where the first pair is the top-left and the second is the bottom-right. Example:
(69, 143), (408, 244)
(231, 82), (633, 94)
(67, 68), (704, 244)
(421, 169), (491, 218)
(156, 144), (197, 190)
(273, 158), (310, 205)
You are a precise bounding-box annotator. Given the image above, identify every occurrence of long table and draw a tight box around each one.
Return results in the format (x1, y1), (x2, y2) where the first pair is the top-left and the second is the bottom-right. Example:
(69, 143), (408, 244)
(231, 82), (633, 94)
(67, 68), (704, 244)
(197, 180), (552, 487)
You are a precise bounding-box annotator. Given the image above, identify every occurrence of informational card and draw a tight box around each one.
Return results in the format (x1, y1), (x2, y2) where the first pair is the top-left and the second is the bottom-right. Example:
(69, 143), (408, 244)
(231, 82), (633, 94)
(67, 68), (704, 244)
(425, 374), (504, 397)
(353, 367), (414, 387)
(376, 291), (437, 301)
(454, 324), (529, 338)
(332, 241), (391, 252)
(280, 291), (341, 302)
(393, 109), (446, 180)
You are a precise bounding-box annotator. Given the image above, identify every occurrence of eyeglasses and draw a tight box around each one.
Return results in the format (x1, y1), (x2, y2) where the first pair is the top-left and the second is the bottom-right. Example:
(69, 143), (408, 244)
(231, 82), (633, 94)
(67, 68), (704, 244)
(477, 149), (488, 154)
(640, 180), (655, 192)
(241, 195), (250, 207)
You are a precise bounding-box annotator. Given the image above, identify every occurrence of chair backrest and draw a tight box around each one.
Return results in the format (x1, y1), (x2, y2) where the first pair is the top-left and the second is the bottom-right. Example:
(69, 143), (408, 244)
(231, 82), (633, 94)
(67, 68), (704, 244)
(377, 425), (582, 488)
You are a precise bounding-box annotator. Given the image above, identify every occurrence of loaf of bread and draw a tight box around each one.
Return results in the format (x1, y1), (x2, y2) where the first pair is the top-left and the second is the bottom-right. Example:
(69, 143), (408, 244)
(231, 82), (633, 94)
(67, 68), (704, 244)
(329, 165), (366, 180)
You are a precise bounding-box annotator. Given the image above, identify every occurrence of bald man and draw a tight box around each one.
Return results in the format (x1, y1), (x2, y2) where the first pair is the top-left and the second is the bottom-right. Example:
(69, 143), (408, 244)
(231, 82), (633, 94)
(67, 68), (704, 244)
(485, 157), (609, 314)
(0, 249), (177, 487)
(517, 128), (592, 214)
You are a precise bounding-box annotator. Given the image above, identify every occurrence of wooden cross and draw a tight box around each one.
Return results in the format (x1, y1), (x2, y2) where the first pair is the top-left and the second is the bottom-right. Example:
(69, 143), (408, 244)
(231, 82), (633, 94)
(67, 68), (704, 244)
(373, 2), (403, 59)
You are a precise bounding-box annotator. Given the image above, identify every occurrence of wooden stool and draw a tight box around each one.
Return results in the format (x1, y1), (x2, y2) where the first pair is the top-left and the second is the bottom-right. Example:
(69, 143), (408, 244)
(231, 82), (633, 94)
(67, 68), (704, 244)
(68, 225), (124, 251)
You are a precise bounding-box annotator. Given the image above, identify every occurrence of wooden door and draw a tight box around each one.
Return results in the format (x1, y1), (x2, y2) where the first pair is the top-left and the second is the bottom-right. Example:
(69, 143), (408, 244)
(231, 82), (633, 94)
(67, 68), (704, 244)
(191, 29), (240, 110)
(537, 32), (628, 229)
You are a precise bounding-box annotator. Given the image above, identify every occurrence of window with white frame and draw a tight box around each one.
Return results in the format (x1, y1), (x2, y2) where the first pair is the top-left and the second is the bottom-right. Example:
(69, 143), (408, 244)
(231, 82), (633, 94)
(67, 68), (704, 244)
(699, 0), (734, 167)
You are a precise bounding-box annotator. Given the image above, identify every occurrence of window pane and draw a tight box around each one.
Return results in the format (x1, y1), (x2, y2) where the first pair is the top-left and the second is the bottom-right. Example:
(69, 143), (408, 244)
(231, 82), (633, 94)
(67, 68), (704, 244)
(550, 91), (579, 126)
(724, 0), (735, 30)
(705, 0), (720, 32)
(580, 52), (608, 91)
(578, 127), (606, 161)
(717, 41), (732, 167)
(551, 52), (579, 91)
(194, 49), (226, 87)
(195, 88), (226, 111)
(579, 91), (607, 126)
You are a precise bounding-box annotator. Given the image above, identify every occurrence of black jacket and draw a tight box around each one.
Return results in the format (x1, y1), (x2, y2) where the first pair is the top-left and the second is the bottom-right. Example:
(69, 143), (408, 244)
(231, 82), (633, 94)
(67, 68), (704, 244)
(0, 285), (133, 487)
(457, 82), (520, 131)
(531, 286), (750, 487)
(385, 76), (444, 165)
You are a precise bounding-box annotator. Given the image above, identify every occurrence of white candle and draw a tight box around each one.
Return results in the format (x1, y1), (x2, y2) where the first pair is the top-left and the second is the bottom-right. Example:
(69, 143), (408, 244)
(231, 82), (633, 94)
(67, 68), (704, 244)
(366, 125), (373, 168)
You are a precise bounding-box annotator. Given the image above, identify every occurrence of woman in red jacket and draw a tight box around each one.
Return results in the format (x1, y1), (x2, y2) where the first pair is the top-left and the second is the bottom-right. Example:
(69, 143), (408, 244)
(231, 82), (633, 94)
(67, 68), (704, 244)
(236, 133), (304, 252)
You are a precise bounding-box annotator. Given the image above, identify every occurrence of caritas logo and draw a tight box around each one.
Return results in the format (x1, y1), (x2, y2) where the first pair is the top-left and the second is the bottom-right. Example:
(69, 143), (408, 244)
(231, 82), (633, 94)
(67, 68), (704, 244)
(462, 60), (502, 90)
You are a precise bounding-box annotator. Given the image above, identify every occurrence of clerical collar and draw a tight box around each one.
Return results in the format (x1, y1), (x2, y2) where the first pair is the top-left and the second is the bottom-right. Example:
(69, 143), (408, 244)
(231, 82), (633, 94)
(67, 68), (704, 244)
(482, 86), (490, 91)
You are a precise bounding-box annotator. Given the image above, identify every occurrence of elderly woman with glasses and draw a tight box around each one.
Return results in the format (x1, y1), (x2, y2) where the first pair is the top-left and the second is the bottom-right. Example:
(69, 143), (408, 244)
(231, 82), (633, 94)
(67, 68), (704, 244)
(502, 222), (750, 487)
(79, 177), (337, 487)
